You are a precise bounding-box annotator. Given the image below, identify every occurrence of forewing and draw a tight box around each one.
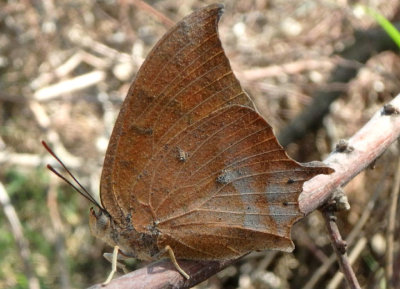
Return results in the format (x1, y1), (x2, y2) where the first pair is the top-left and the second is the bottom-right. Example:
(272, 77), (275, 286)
(100, 4), (251, 229)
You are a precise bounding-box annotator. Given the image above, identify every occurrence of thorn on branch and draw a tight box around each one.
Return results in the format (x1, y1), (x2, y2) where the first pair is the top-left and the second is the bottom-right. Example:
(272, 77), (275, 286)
(382, 104), (400, 115)
(333, 188), (351, 211)
(322, 188), (351, 213)
(335, 139), (354, 153)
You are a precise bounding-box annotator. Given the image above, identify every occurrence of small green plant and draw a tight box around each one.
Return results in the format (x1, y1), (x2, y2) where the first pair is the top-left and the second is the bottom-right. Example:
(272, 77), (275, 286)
(363, 6), (400, 49)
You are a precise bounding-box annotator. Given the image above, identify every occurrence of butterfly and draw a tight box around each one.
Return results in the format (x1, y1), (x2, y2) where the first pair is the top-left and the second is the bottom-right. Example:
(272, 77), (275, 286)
(44, 3), (333, 284)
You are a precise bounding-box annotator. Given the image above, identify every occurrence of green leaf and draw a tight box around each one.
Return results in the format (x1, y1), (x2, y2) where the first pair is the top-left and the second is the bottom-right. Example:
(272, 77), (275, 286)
(364, 6), (400, 49)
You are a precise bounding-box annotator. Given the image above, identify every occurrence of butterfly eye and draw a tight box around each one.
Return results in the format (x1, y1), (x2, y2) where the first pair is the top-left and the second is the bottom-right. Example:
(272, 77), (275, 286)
(97, 213), (110, 231)
(90, 207), (110, 232)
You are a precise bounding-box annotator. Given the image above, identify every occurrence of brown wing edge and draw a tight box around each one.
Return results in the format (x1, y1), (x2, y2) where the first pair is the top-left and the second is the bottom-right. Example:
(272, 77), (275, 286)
(157, 228), (296, 260)
(273, 149), (335, 252)
(281, 160), (334, 241)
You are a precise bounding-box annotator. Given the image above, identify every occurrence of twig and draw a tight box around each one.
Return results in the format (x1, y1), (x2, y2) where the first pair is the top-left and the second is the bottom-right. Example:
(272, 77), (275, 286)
(327, 237), (367, 289)
(31, 51), (110, 91)
(0, 182), (40, 289)
(86, 93), (400, 288)
(34, 70), (106, 101)
(302, 169), (387, 289)
(386, 152), (400, 289)
(322, 207), (361, 289)
(127, 0), (175, 28)
(68, 29), (132, 63)
(0, 152), (64, 167)
(238, 58), (334, 81)
(28, 100), (83, 170)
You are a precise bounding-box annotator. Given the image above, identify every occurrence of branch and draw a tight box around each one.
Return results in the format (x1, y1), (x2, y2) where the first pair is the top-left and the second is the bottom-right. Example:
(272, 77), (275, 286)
(128, 0), (175, 28)
(322, 206), (361, 289)
(299, 96), (400, 214)
(302, 169), (388, 289)
(87, 259), (237, 289)
(327, 237), (367, 289)
(89, 93), (400, 289)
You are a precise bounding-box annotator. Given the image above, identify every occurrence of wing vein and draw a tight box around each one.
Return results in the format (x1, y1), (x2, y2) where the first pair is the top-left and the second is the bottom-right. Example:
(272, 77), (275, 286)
(154, 108), (252, 212)
(132, 15), (218, 123)
(185, 127), (273, 184)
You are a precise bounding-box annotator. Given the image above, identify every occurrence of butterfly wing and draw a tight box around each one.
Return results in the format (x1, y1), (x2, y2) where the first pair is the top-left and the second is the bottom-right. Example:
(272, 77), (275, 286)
(153, 105), (332, 259)
(100, 4), (333, 260)
(100, 4), (251, 229)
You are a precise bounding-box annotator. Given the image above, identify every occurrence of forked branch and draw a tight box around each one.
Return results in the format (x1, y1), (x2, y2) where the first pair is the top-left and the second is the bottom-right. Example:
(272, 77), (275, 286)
(88, 93), (400, 289)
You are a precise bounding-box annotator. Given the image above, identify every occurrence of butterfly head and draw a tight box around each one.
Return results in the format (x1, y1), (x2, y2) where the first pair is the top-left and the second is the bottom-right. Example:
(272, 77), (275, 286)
(42, 141), (160, 260)
(89, 207), (116, 246)
(89, 206), (161, 261)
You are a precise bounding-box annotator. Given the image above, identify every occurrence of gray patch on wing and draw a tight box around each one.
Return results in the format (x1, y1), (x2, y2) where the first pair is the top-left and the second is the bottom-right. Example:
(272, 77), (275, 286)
(229, 168), (264, 230)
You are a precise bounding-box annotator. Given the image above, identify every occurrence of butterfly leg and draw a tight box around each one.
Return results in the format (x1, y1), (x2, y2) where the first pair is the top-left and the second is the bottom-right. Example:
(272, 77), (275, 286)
(162, 245), (190, 279)
(103, 251), (129, 273)
(102, 245), (120, 285)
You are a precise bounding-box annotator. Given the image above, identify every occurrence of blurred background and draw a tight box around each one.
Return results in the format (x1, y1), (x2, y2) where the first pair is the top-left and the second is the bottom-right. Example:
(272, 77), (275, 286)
(1, 0), (400, 288)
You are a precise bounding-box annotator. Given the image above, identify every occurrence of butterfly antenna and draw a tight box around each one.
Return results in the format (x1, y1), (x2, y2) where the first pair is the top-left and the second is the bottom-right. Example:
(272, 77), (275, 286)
(46, 164), (99, 205)
(42, 140), (102, 208)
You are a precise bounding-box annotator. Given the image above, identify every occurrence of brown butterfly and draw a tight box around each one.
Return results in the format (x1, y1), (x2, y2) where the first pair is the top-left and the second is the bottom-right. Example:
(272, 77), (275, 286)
(44, 3), (333, 284)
